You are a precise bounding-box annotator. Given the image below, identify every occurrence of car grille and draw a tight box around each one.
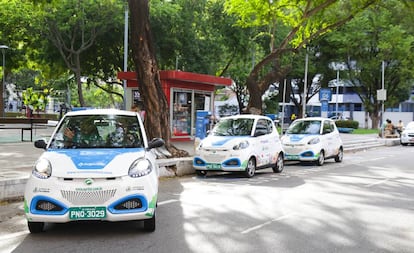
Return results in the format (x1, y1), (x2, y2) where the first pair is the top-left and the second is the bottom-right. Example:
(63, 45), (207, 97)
(61, 189), (117, 205)
(203, 153), (226, 163)
(283, 146), (304, 154)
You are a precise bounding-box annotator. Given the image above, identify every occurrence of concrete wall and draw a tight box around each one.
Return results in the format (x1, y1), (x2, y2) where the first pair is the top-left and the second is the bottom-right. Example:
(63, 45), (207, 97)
(350, 111), (413, 128)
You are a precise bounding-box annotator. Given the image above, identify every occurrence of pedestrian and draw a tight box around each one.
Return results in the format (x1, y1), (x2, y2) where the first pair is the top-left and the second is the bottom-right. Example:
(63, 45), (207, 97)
(384, 119), (395, 136)
(396, 120), (404, 137)
(131, 103), (146, 122)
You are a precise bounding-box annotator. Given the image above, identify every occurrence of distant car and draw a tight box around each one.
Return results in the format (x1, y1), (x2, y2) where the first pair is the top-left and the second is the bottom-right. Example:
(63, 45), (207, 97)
(193, 114), (284, 178)
(400, 121), (414, 146)
(329, 115), (350, 121)
(24, 109), (165, 233)
(281, 117), (343, 166)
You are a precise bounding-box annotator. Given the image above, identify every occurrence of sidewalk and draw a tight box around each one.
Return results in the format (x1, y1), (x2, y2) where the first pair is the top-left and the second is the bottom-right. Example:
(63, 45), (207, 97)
(0, 128), (396, 202)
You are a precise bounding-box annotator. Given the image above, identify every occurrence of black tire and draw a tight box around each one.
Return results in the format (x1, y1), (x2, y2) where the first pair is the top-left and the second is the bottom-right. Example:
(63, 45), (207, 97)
(244, 158), (256, 178)
(334, 147), (343, 162)
(143, 213), (156, 232)
(195, 170), (207, 177)
(316, 150), (325, 166)
(28, 221), (44, 233)
(272, 153), (284, 173)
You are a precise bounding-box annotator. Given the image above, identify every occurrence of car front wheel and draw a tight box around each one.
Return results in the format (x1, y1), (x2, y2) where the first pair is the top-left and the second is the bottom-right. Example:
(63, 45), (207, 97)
(143, 213), (156, 232)
(28, 221), (44, 233)
(196, 170), (207, 177)
(316, 151), (325, 166)
(272, 153), (284, 173)
(244, 158), (256, 178)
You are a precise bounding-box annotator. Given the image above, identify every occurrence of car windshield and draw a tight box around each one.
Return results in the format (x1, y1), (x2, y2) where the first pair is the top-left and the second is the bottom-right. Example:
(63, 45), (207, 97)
(212, 118), (254, 136)
(286, 120), (322, 135)
(49, 114), (144, 149)
(406, 122), (414, 130)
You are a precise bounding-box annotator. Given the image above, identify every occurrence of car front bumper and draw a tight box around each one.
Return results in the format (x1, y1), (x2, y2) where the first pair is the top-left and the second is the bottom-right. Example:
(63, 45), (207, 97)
(24, 174), (158, 223)
(283, 145), (320, 161)
(193, 149), (250, 171)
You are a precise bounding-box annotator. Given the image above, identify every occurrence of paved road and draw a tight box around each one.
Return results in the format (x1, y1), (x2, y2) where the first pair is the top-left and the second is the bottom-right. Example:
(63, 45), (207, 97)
(1, 144), (413, 253)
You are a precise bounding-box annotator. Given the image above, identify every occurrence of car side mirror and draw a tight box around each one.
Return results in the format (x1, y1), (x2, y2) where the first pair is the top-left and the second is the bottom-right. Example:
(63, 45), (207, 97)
(254, 130), (267, 137)
(34, 139), (48, 150)
(147, 138), (165, 150)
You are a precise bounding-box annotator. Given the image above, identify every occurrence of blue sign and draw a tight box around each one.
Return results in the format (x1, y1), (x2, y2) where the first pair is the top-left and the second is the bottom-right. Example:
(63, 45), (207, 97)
(319, 88), (332, 102)
(195, 111), (210, 139)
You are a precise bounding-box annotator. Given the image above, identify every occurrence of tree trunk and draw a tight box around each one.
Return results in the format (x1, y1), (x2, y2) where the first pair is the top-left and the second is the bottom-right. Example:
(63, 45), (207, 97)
(75, 53), (85, 107)
(128, 0), (187, 157)
(246, 75), (263, 114)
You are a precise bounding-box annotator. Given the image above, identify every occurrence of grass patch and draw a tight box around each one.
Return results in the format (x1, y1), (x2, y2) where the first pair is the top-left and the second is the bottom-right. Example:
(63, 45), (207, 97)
(352, 128), (379, 134)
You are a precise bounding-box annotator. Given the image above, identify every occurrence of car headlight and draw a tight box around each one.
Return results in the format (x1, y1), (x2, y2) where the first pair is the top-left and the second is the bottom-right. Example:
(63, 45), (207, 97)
(33, 158), (52, 179)
(233, 140), (249, 150)
(308, 137), (320, 145)
(129, 158), (152, 178)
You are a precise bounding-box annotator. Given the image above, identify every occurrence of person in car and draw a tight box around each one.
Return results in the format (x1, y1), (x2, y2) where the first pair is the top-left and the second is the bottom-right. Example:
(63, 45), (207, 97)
(64, 119), (102, 147)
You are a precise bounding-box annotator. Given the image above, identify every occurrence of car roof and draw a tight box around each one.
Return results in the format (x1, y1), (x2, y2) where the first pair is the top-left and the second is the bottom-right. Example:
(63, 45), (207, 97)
(294, 117), (333, 122)
(220, 114), (273, 120)
(65, 109), (138, 117)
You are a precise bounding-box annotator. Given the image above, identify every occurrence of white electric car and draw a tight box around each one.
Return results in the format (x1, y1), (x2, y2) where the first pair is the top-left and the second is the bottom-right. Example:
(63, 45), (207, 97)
(193, 114), (284, 178)
(281, 117), (343, 166)
(24, 109), (164, 233)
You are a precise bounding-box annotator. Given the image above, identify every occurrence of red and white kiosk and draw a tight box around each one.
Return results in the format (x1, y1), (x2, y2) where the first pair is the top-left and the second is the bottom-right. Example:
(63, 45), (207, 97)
(117, 70), (232, 140)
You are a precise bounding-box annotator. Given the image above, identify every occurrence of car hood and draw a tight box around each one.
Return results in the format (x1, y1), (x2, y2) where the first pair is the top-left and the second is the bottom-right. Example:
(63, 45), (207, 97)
(402, 129), (414, 134)
(200, 136), (250, 149)
(39, 148), (146, 178)
(281, 134), (319, 144)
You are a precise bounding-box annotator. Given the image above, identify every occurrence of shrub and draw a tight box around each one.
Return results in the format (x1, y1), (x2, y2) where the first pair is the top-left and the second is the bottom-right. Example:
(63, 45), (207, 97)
(335, 120), (359, 129)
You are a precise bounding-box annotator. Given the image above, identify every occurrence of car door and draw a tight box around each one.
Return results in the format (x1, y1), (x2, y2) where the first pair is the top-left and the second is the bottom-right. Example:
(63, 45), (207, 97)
(253, 119), (272, 167)
(322, 120), (336, 157)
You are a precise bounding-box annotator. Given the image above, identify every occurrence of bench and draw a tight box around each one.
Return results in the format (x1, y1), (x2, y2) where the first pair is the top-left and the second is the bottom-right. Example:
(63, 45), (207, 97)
(0, 118), (49, 142)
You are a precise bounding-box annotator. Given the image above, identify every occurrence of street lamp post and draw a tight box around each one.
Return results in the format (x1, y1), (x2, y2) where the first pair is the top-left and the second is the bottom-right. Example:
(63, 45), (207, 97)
(336, 69), (340, 115)
(123, 3), (128, 110)
(0, 45), (9, 118)
(302, 51), (308, 118)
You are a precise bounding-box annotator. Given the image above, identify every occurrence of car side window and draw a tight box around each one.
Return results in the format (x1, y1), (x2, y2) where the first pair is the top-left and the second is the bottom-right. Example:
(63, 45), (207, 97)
(323, 121), (332, 134)
(255, 119), (269, 136)
(266, 119), (273, 133)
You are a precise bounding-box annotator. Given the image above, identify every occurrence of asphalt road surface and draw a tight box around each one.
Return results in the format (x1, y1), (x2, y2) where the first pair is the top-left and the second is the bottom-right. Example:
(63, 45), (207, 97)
(1, 145), (413, 253)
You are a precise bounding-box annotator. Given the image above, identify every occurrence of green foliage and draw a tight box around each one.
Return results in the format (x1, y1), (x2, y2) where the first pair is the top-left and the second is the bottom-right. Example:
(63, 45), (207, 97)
(22, 87), (49, 112)
(335, 120), (359, 129)
(321, 0), (414, 123)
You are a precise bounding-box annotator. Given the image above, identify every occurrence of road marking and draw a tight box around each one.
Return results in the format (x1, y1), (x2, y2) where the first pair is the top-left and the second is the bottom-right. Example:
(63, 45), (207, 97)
(241, 212), (296, 234)
(365, 178), (389, 187)
(0, 231), (28, 241)
(158, 199), (179, 206)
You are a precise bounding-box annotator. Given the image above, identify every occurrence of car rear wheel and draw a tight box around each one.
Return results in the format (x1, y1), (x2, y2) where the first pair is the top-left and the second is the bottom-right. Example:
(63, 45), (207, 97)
(272, 153), (284, 173)
(28, 221), (44, 233)
(244, 158), (256, 178)
(400, 140), (408, 146)
(143, 213), (156, 232)
(196, 170), (207, 177)
(316, 151), (325, 166)
(334, 147), (343, 162)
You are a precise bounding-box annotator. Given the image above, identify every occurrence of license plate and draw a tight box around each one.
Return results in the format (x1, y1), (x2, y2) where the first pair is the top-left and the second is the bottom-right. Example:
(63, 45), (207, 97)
(206, 163), (221, 169)
(69, 206), (106, 220)
(286, 155), (300, 160)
